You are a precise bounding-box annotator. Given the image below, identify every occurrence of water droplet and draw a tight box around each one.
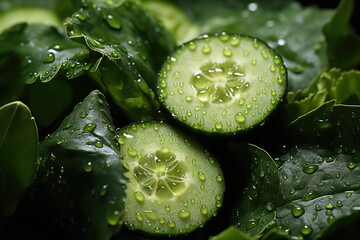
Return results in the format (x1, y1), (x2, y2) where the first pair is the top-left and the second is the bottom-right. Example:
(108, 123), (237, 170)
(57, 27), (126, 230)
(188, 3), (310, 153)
(83, 123), (97, 133)
(245, 218), (258, 230)
(266, 202), (274, 211)
(325, 203), (335, 210)
(99, 184), (108, 196)
(135, 212), (143, 222)
(277, 38), (286, 46)
(303, 165), (318, 174)
(219, 32), (229, 42)
(109, 51), (118, 58)
(202, 44), (211, 54)
(107, 210), (121, 226)
(215, 194), (222, 201)
(74, 12), (86, 21)
(143, 209), (158, 221)
(200, 205), (208, 216)
(127, 148), (138, 157)
(83, 161), (93, 172)
(326, 157), (335, 163)
(261, 50), (268, 59)
(198, 172), (206, 181)
(291, 64), (305, 74)
(315, 205), (322, 211)
(187, 42), (196, 51)
(214, 122), (223, 131)
(167, 220), (176, 228)
(235, 113), (246, 124)
(102, 10), (122, 30)
(79, 111), (88, 118)
(277, 76), (284, 84)
(43, 52), (55, 63)
(134, 191), (145, 203)
(223, 47), (232, 57)
(94, 140), (103, 148)
(178, 209), (191, 220)
(336, 201), (343, 207)
(159, 217), (166, 224)
(291, 205), (305, 218)
(216, 175), (223, 182)
(230, 36), (240, 46)
(347, 162), (356, 170)
(301, 225), (312, 235)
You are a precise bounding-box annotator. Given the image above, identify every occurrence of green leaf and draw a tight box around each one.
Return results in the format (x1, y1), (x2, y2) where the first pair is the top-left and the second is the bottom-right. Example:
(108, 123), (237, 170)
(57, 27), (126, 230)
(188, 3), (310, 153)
(289, 101), (360, 150)
(323, 0), (360, 69)
(0, 101), (38, 216)
(285, 68), (360, 123)
(275, 145), (360, 239)
(65, 0), (176, 121)
(0, 23), (91, 85)
(34, 90), (126, 240)
(231, 143), (278, 238)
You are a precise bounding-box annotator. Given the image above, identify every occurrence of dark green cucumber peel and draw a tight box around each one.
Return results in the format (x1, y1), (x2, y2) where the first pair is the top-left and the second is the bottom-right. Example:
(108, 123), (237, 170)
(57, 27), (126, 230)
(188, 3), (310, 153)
(157, 32), (288, 134)
(117, 121), (225, 235)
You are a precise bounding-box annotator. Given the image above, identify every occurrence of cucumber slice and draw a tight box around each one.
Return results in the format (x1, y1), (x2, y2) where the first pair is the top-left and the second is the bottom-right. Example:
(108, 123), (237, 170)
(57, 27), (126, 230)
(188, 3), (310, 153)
(117, 121), (225, 235)
(157, 32), (288, 134)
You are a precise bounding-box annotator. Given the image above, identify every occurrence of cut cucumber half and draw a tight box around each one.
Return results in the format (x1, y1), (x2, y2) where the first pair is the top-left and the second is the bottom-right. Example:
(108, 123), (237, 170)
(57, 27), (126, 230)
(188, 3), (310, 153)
(117, 121), (225, 235)
(157, 32), (288, 134)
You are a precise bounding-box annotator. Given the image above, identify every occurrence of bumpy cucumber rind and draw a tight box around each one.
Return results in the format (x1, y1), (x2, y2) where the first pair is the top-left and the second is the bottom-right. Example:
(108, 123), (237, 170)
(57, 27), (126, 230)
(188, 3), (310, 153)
(117, 121), (225, 235)
(157, 32), (288, 135)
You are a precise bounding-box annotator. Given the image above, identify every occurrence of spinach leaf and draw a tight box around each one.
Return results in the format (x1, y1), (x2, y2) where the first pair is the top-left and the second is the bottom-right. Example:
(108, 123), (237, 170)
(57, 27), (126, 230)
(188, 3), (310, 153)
(230, 143), (279, 239)
(275, 145), (360, 239)
(0, 101), (38, 216)
(34, 90), (126, 240)
(0, 23), (91, 87)
(66, 0), (176, 121)
(289, 101), (360, 149)
(228, 101), (360, 239)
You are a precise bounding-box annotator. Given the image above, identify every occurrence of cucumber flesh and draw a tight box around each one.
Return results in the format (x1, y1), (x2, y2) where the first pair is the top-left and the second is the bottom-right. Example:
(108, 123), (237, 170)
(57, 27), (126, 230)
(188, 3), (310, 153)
(117, 121), (225, 235)
(157, 32), (287, 134)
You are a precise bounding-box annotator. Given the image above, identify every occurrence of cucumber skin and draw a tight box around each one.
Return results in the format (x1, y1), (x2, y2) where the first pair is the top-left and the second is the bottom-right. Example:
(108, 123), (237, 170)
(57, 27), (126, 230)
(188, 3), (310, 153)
(117, 121), (225, 236)
(157, 32), (288, 136)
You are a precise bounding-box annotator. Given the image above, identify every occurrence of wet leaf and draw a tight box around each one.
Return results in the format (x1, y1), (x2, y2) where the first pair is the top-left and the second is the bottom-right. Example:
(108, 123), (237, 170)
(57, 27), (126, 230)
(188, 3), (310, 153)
(231, 143), (279, 238)
(34, 90), (126, 240)
(0, 23), (91, 84)
(65, 0), (176, 120)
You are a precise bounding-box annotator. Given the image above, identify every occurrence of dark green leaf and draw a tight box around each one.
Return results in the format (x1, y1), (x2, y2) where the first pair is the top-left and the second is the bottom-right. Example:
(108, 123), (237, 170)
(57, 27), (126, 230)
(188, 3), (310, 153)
(275, 145), (360, 239)
(0, 101), (38, 216)
(231, 143), (279, 238)
(65, 0), (176, 120)
(0, 23), (91, 85)
(34, 90), (126, 240)
(289, 101), (360, 150)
